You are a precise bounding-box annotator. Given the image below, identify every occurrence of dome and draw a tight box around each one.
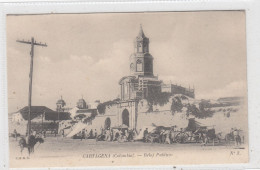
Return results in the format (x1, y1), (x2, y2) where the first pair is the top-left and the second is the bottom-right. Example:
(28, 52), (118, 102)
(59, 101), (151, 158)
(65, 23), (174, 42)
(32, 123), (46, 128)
(56, 97), (66, 106)
(78, 99), (86, 103)
(77, 98), (87, 109)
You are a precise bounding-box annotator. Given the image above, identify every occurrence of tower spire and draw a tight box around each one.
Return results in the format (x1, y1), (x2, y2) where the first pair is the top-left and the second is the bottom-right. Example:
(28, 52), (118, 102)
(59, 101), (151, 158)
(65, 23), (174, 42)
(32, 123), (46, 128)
(138, 24), (145, 38)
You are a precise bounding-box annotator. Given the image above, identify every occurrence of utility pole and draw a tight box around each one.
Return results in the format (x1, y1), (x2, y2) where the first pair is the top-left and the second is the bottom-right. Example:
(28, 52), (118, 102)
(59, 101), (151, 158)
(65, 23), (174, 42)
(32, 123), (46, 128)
(17, 37), (47, 136)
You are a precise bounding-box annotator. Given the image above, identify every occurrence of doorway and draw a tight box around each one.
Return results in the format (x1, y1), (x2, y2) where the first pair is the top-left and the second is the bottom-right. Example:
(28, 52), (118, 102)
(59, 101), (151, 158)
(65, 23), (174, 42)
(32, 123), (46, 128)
(122, 109), (129, 127)
(104, 117), (111, 130)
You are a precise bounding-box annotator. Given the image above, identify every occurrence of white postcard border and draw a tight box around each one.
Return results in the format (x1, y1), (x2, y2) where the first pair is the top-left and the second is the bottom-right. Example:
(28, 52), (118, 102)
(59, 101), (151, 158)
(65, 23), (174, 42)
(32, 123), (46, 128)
(0, 0), (260, 169)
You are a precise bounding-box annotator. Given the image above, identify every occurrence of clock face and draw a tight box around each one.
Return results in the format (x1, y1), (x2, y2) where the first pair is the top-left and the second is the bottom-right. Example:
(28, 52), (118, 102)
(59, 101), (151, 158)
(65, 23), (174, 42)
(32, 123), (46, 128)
(130, 63), (135, 71)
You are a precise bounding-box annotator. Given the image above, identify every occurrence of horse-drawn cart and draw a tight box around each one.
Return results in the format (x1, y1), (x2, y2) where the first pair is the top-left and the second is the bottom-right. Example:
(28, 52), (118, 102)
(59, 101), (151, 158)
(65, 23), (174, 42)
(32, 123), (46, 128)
(145, 118), (221, 144)
(173, 126), (219, 144)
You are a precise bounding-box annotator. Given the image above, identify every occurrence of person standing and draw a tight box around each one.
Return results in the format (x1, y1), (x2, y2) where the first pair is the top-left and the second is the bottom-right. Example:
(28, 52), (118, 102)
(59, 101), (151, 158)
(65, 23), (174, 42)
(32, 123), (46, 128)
(89, 129), (93, 139)
(110, 129), (114, 141)
(114, 130), (119, 141)
(43, 130), (46, 138)
(138, 129), (142, 135)
(159, 131), (164, 144)
(85, 129), (88, 139)
(33, 130), (37, 137)
(233, 129), (241, 146)
(105, 129), (110, 141)
(201, 133), (208, 146)
(165, 132), (171, 144)
(94, 129), (97, 139)
(13, 129), (17, 141)
(125, 129), (129, 141)
(54, 129), (57, 137)
(61, 129), (65, 138)
(81, 129), (85, 141)
(143, 128), (148, 142)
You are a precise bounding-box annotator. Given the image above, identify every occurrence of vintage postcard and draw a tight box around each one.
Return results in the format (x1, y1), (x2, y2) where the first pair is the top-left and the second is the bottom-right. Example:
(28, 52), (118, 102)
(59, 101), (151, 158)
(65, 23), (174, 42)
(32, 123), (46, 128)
(7, 11), (248, 168)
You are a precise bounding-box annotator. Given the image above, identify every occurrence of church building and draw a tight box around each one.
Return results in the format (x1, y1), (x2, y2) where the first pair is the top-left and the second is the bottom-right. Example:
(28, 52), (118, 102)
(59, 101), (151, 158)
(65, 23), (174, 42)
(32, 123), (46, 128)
(60, 26), (196, 137)
(88, 25), (195, 132)
(119, 25), (161, 100)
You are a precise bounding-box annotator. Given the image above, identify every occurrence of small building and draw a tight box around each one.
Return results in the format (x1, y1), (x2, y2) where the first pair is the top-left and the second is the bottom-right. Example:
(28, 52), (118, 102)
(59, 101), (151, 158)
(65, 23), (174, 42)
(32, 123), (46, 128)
(161, 83), (195, 98)
(77, 98), (88, 109)
(56, 96), (66, 112)
(11, 106), (71, 134)
(11, 112), (24, 123)
(69, 106), (97, 120)
(13, 106), (54, 122)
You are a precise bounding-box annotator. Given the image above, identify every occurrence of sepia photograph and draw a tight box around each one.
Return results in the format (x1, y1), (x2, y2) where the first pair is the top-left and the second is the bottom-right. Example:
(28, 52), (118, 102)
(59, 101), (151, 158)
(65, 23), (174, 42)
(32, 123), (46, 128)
(6, 11), (248, 168)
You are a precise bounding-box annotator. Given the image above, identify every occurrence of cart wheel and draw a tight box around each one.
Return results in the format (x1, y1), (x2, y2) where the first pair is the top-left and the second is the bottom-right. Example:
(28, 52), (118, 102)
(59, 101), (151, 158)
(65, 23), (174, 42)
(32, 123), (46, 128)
(175, 132), (189, 143)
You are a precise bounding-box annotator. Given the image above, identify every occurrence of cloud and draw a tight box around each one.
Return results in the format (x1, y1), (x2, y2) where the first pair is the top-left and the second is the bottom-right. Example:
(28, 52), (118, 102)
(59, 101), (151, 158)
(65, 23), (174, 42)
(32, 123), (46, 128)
(197, 80), (247, 99)
(7, 12), (246, 112)
(8, 40), (131, 111)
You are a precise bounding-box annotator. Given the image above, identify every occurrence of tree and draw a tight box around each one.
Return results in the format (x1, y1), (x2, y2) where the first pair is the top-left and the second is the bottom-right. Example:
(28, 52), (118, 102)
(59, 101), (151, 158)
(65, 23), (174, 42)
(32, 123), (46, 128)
(186, 101), (214, 119)
(171, 96), (183, 114)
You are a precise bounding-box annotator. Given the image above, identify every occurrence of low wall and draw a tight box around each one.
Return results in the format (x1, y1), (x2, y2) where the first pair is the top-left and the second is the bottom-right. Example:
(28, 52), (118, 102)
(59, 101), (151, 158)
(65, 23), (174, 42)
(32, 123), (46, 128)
(87, 104), (119, 134)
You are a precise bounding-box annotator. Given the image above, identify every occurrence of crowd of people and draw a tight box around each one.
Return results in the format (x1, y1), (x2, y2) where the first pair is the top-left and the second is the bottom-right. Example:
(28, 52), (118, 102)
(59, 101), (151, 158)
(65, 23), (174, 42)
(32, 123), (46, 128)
(12, 125), (243, 147)
(77, 129), (98, 140)
(78, 128), (136, 142)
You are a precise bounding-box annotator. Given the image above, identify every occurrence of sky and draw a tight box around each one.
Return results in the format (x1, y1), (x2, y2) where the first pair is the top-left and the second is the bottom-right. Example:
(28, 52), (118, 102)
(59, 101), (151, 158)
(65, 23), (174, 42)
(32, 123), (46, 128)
(6, 11), (247, 113)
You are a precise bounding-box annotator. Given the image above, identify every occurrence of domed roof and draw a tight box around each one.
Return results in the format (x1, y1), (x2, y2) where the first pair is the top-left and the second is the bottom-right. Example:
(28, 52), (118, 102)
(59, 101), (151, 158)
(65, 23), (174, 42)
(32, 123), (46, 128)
(77, 97), (87, 109)
(78, 98), (86, 104)
(56, 96), (66, 105)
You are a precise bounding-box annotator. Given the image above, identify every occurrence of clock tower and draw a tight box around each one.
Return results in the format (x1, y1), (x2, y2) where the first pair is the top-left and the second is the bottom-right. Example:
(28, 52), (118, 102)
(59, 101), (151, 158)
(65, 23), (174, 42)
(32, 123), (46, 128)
(130, 25), (154, 77)
(119, 25), (161, 100)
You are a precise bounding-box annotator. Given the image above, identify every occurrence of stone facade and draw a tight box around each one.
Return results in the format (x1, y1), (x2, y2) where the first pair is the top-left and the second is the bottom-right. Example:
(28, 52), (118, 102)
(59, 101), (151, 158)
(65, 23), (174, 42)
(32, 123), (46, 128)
(103, 26), (195, 130)
(86, 100), (138, 133)
(64, 26), (196, 135)
(119, 25), (162, 101)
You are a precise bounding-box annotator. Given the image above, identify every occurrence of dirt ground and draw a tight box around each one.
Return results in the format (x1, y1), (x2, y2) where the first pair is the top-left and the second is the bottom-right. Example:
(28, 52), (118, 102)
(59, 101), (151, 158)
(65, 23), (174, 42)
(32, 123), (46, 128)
(8, 136), (248, 168)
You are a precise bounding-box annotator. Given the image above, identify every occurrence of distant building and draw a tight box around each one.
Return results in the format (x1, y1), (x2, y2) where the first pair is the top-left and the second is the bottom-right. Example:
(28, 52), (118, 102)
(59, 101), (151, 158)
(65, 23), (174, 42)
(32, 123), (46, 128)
(12, 106), (71, 123)
(57, 26), (196, 136)
(119, 25), (194, 101)
(11, 106), (71, 134)
(68, 98), (98, 119)
(69, 106), (97, 119)
(161, 83), (195, 98)
(88, 100), (100, 109)
(120, 25), (162, 100)
(11, 112), (25, 123)
(56, 96), (66, 112)
(77, 98), (87, 109)
(12, 106), (53, 123)
(89, 26), (195, 131)
(217, 97), (243, 105)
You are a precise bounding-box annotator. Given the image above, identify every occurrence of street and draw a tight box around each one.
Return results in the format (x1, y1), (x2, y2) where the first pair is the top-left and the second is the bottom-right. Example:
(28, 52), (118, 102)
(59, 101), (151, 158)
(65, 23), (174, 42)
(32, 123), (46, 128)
(9, 136), (247, 168)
